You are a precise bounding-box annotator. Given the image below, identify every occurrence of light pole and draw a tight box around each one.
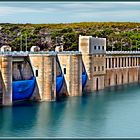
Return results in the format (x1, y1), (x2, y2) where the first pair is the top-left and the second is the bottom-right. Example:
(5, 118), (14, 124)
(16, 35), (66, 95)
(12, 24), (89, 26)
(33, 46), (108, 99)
(55, 37), (58, 46)
(25, 34), (27, 51)
(137, 41), (140, 51)
(121, 38), (123, 51)
(20, 34), (22, 51)
(128, 37), (132, 51)
(136, 40), (138, 51)
(124, 37), (132, 51)
(111, 38), (114, 51)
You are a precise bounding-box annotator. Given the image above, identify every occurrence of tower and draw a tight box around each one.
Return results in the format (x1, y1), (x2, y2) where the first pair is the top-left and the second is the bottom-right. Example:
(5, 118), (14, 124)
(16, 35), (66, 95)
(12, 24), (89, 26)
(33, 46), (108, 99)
(79, 35), (106, 91)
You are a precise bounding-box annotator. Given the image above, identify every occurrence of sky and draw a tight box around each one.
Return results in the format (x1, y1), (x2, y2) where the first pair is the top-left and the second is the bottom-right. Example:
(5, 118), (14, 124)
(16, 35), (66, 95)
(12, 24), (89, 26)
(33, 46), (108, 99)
(0, 2), (140, 24)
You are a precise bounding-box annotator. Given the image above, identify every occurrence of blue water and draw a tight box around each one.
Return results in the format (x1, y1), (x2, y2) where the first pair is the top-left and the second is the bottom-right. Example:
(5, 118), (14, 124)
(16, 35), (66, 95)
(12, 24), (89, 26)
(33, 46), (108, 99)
(1, 83), (140, 137)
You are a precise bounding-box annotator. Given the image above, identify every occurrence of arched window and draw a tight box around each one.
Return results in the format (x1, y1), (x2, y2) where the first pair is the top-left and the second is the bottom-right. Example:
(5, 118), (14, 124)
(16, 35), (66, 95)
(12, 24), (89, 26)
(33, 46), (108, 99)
(116, 74), (117, 85)
(122, 75), (123, 84)
(112, 58), (114, 68)
(96, 78), (99, 91)
(118, 58), (120, 67)
(115, 58), (117, 67)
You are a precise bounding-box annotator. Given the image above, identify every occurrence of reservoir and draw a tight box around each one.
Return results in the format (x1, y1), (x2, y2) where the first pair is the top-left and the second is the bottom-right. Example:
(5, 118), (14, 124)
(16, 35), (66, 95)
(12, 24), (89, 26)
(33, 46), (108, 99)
(0, 82), (140, 138)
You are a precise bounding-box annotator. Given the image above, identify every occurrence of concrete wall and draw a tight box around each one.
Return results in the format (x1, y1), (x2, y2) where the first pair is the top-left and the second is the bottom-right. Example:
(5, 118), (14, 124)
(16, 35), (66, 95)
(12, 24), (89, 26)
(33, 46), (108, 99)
(105, 55), (140, 87)
(29, 54), (56, 101)
(1, 55), (12, 106)
(81, 54), (106, 92)
(1, 36), (140, 106)
(12, 58), (33, 80)
(57, 52), (82, 96)
(79, 35), (106, 92)
(79, 35), (106, 54)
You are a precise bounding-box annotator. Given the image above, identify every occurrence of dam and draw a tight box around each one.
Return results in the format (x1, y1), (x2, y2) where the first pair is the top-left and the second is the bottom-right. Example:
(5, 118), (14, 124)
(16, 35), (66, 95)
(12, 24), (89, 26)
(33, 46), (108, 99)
(0, 35), (140, 106)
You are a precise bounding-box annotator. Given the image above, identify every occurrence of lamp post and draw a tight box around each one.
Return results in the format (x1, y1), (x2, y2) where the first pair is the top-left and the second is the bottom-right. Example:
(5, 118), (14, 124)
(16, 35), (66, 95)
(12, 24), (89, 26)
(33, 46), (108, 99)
(25, 34), (28, 51)
(20, 34), (22, 51)
(130, 38), (132, 51)
(137, 41), (140, 52)
(136, 40), (138, 51)
(121, 38), (123, 51)
(112, 38), (114, 51)
(126, 37), (132, 51)
(55, 37), (58, 46)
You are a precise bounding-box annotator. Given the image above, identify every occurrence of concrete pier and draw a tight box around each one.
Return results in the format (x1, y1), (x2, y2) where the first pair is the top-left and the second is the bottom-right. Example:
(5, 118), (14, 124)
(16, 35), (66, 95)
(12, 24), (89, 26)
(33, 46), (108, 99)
(29, 53), (56, 101)
(79, 35), (106, 92)
(1, 55), (12, 106)
(57, 52), (82, 96)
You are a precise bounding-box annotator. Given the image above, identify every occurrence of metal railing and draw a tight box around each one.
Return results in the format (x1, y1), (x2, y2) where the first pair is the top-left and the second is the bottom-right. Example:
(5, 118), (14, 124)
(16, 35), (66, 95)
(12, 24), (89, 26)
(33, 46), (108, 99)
(106, 51), (140, 55)
(1, 50), (140, 56)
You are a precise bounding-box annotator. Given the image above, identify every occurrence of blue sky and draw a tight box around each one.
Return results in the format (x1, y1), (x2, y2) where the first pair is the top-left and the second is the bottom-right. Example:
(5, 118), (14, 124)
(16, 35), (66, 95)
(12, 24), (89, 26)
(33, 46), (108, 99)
(0, 2), (140, 23)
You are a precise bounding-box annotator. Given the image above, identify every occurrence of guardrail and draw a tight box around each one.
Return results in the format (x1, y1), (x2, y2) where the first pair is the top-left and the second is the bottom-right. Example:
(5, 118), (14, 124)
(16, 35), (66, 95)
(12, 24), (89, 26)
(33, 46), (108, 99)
(106, 51), (140, 54)
(0, 50), (140, 56)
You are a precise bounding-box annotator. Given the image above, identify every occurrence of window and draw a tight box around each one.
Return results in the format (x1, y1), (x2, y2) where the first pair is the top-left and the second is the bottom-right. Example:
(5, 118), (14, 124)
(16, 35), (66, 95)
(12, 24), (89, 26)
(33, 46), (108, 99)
(98, 46), (100, 50)
(64, 68), (66, 74)
(35, 70), (38, 77)
(106, 58), (107, 68)
(98, 66), (100, 71)
(115, 58), (117, 67)
(112, 58), (114, 68)
(118, 58), (120, 67)
(133, 58), (135, 66)
(125, 58), (126, 67)
(94, 46), (96, 50)
(102, 46), (104, 50)
(121, 58), (123, 67)
(94, 67), (96, 72)
(102, 66), (104, 71)
(109, 58), (111, 68)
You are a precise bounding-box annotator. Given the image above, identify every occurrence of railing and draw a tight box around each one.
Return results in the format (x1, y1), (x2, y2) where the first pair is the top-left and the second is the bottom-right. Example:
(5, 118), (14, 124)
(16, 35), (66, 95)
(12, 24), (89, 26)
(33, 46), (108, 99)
(106, 51), (140, 55)
(0, 51), (82, 56)
(1, 50), (140, 56)
(0, 51), (57, 56)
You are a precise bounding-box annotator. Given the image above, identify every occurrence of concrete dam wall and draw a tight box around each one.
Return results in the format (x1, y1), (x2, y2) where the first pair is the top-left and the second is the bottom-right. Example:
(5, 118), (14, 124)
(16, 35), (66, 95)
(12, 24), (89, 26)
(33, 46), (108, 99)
(0, 35), (140, 106)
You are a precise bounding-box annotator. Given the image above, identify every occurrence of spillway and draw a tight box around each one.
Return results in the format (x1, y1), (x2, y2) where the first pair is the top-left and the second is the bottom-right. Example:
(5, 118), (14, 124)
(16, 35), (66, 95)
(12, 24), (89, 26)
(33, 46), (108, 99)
(82, 71), (87, 90)
(56, 74), (64, 95)
(12, 77), (36, 101)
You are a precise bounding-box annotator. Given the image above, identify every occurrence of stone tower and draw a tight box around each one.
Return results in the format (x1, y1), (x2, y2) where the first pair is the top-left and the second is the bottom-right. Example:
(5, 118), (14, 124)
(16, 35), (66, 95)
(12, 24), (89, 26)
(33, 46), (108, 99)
(79, 35), (106, 91)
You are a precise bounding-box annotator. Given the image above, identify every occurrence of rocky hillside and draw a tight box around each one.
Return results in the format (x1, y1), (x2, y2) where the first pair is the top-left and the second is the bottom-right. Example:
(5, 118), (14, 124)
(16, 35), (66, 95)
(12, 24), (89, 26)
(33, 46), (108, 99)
(0, 22), (140, 51)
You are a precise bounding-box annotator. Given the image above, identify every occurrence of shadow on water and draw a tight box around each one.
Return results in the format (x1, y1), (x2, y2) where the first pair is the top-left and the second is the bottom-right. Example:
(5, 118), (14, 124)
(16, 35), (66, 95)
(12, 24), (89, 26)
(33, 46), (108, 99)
(0, 83), (140, 137)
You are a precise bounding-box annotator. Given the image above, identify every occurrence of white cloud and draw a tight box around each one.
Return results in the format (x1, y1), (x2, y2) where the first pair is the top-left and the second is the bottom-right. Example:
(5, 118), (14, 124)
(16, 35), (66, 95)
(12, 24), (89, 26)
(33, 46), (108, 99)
(0, 2), (140, 23)
(0, 6), (58, 16)
(71, 9), (140, 22)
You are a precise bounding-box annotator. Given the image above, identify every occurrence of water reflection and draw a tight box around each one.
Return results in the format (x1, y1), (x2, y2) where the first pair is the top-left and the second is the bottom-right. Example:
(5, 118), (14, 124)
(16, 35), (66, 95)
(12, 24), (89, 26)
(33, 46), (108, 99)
(0, 83), (140, 137)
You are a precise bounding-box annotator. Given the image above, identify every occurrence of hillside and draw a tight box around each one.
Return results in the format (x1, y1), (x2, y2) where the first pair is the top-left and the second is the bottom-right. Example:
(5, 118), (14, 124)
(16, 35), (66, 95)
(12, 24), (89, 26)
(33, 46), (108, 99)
(0, 22), (140, 51)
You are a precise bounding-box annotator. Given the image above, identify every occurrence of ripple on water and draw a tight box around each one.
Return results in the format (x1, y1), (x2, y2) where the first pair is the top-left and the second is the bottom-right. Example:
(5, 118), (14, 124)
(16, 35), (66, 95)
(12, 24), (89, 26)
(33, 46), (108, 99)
(0, 83), (140, 137)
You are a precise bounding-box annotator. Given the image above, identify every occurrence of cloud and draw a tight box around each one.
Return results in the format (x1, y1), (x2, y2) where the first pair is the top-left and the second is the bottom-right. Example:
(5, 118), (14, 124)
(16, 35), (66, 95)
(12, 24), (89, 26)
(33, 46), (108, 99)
(71, 9), (140, 22)
(0, 5), (58, 16)
(0, 2), (140, 23)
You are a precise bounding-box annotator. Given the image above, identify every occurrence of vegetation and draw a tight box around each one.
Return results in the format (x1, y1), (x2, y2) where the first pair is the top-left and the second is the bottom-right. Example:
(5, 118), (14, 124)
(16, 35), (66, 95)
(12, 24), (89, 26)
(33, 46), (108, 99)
(0, 22), (140, 51)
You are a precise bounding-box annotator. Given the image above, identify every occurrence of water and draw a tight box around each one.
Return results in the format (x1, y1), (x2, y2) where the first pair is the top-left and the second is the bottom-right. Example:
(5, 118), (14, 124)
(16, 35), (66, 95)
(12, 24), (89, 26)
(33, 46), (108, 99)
(0, 83), (140, 137)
